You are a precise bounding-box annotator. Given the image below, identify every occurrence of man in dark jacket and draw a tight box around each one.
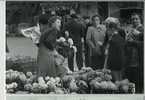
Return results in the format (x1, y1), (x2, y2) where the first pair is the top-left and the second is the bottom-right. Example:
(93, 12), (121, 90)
(83, 16), (92, 67)
(63, 14), (85, 70)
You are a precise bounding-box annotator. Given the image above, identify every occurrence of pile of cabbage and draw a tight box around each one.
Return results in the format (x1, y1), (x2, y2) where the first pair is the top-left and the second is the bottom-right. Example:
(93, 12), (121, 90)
(62, 67), (135, 94)
(6, 69), (65, 94)
(6, 68), (135, 94)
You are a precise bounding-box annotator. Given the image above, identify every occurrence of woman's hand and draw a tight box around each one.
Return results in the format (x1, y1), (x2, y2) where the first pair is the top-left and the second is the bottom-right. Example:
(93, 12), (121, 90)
(97, 41), (103, 46)
(132, 29), (140, 35)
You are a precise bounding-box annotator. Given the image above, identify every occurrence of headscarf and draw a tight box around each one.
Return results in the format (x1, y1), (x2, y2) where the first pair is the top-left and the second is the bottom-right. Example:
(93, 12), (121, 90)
(105, 17), (119, 25)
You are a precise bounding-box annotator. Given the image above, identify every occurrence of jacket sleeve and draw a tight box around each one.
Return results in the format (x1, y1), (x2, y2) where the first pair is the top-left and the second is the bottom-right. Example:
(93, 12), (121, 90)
(80, 24), (86, 38)
(42, 29), (57, 50)
(119, 28), (126, 39)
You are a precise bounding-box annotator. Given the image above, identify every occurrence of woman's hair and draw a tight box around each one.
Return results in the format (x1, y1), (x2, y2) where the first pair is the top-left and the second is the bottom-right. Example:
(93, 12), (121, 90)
(108, 22), (118, 29)
(48, 16), (61, 27)
(131, 13), (143, 24)
(38, 14), (49, 25)
(105, 17), (120, 29)
(131, 13), (141, 19)
(91, 14), (102, 23)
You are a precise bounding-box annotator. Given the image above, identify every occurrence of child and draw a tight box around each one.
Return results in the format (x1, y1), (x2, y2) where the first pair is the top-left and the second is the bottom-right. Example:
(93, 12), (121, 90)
(56, 31), (77, 72)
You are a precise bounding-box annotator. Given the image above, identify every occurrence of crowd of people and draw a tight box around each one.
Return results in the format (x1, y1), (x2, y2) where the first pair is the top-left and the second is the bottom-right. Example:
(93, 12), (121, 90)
(17, 12), (144, 93)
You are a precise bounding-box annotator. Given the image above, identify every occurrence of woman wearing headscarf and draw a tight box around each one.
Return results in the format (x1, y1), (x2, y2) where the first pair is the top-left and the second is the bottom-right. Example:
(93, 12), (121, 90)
(103, 17), (126, 81)
(37, 15), (67, 77)
(86, 14), (106, 70)
(125, 13), (144, 93)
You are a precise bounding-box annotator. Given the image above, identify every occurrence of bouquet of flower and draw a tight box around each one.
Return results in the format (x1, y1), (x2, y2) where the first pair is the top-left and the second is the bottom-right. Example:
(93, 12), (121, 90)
(56, 36), (77, 58)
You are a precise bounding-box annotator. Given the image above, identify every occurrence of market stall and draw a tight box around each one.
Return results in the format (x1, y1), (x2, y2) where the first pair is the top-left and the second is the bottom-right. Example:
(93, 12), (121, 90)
(6, 56), (135, 94)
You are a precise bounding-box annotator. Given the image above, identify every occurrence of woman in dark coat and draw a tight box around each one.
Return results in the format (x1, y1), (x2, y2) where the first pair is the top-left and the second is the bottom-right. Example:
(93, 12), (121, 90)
(37, 15), (66, 77)
(104, 21), (126, 81)
(63, 14), (84, 70)
(125, 13), (144, 93)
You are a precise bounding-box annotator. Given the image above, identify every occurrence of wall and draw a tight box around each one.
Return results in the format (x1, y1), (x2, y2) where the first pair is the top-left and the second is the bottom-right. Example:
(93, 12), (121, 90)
(79, 2), (99, 18)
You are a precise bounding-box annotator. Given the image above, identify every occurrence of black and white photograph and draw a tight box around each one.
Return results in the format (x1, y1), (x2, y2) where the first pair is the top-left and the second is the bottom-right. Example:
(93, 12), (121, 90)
(6, 1), (144, 94)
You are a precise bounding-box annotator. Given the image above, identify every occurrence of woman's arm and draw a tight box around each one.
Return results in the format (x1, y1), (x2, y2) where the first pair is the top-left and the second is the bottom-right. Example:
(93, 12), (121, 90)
(126, 26), (144, 48)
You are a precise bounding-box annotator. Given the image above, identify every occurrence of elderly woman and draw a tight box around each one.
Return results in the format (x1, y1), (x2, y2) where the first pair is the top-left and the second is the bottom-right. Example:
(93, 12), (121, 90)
(37, 15), (67, 77)
(104, 17), (126, 81)
(125, 13), (144, 93)
(86, 14), (106, 70)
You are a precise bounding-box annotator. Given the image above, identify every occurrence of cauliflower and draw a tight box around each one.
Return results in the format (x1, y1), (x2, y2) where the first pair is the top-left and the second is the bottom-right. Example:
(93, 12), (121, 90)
(45, 76), (50, 82)
(55, 77), (61, 84)
(19, 72), (27, 84)
(69, 79), (79, 92)
(26, 72), (33, 78)
(39, 83), (48, 90)
(32, 82), (41, 93)
(47, 81), (57, 92)
(24, 83), (32, 91)
(38, 76), (45, 85)
(49, 77), (56, 83)
(26, 78), (33, 84)
(6, 70), (20, 83)
(6, 82), (18, 90)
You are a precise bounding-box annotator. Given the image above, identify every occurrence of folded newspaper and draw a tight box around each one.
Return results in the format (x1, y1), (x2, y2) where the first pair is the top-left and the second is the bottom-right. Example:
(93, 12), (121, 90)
(21, 25), (41, 44)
